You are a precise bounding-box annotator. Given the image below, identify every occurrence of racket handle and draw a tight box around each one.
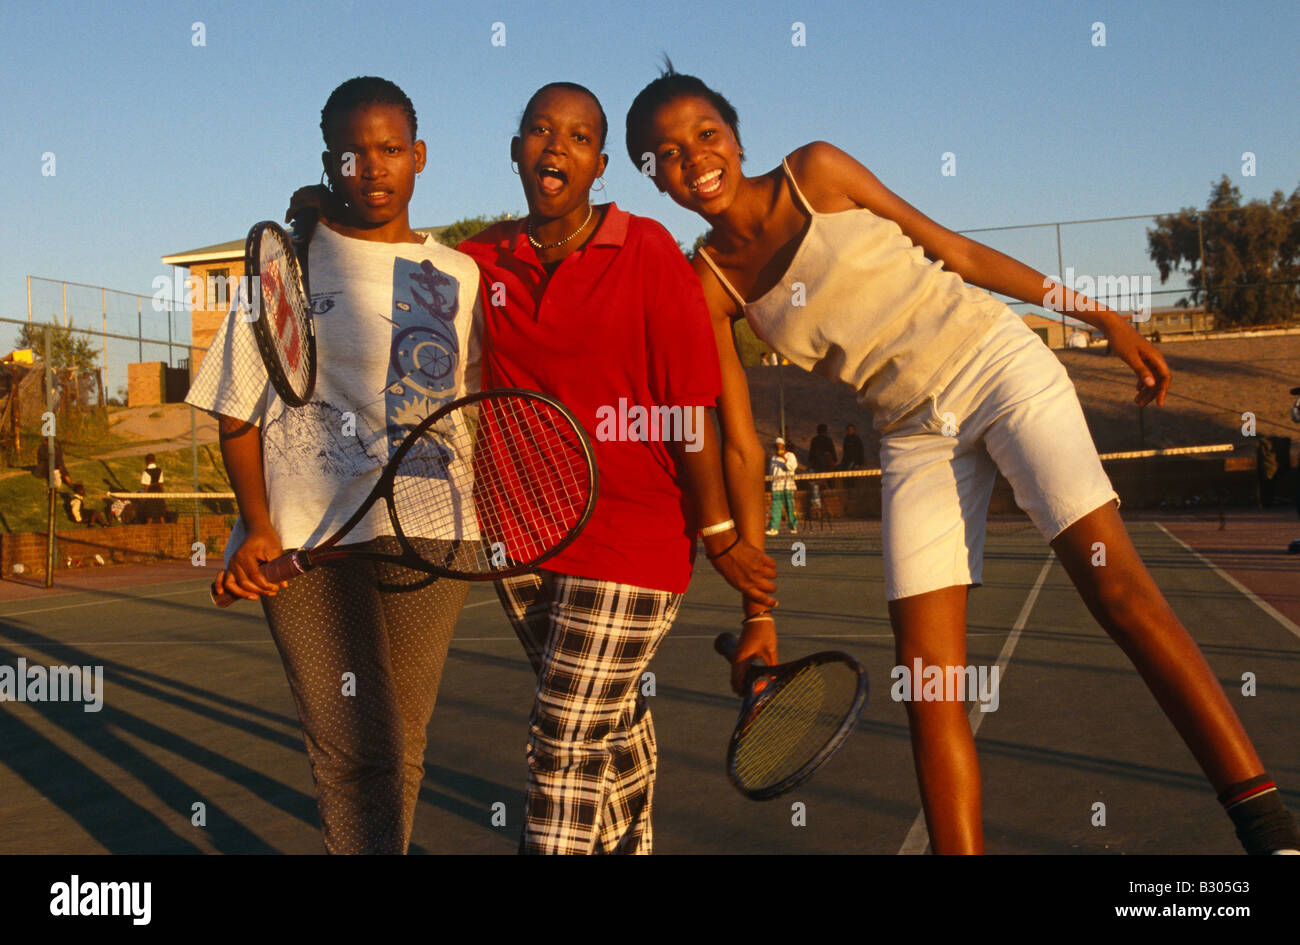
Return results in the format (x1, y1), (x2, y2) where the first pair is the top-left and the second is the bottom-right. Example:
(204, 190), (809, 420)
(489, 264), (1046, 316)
(209, 551), (309, 608)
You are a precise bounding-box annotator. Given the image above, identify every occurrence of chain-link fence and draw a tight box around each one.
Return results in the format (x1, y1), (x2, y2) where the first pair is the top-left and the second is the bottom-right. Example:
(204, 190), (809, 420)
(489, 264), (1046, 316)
(1, 316), (232, 584)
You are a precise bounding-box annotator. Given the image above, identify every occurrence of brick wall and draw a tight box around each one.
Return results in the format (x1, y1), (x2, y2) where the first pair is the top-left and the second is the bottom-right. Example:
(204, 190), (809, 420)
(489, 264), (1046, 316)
(127, 362), (167, 407)
(1, 517), (231, 578)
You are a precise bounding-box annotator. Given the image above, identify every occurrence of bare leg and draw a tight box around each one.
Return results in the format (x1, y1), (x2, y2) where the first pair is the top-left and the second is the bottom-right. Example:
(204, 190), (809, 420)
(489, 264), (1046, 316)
(889, 585), (984, 854)
(1050, 503), (1263, 791)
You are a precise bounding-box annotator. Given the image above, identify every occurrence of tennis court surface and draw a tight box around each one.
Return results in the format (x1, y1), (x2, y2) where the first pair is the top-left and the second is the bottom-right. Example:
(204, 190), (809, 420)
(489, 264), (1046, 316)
(1, 510), (1296, 854)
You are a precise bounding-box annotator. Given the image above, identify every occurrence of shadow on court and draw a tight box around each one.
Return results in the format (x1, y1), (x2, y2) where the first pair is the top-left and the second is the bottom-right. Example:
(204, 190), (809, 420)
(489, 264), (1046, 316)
(0, 515), (1295, 853)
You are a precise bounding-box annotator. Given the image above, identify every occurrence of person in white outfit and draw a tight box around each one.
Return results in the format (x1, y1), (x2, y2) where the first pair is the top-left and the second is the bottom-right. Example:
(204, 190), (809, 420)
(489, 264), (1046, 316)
(765, 437), (798, 536)
(625, 65), (1300, 855)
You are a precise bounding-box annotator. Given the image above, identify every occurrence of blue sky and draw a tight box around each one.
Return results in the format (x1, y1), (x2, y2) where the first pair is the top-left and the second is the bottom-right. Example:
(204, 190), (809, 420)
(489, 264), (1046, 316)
(2, 0), (1297, 343)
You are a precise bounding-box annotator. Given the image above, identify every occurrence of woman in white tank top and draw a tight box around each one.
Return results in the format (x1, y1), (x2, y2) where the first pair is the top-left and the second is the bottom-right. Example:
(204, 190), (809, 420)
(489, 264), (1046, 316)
(621, 67), (1299, 856)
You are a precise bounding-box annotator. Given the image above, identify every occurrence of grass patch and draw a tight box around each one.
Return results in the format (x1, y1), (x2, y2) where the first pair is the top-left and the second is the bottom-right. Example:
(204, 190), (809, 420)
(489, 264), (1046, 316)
(0, 437), (233, 534)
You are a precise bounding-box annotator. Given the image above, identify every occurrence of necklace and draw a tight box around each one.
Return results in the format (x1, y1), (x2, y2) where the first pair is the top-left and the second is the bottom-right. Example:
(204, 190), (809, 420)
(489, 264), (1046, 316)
(527, 204), (594, 250)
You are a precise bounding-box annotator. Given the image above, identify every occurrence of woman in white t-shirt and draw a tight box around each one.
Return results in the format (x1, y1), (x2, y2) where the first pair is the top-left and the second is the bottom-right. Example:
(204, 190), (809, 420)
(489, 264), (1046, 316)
(187, 77), (481, 855)
(624, 67), (1299, 855)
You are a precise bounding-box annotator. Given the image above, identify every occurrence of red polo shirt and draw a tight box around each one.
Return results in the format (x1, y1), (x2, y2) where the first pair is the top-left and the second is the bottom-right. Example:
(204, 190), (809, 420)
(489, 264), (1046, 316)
(459, 204), (721, 593)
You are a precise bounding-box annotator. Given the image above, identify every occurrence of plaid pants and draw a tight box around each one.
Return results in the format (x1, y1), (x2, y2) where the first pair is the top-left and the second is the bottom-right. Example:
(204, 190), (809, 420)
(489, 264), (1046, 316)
(496, 572), (682, 854)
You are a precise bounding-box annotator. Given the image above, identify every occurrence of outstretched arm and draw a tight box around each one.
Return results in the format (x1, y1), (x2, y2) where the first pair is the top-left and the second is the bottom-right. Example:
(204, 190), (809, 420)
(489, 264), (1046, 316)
(791, 141), (1171, 407)
(693, 254), (781, 691)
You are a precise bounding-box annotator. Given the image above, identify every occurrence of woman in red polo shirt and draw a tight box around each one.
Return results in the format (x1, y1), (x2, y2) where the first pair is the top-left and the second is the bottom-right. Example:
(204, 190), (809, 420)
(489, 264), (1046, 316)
(458, 82), (777, 854)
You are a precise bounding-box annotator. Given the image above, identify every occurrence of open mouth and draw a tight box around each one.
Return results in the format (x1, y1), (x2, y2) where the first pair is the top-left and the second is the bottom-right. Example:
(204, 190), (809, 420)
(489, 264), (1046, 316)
(689, 168), (723, 197)
(537, 165), (567, 197)
(361, 189), (393, 207)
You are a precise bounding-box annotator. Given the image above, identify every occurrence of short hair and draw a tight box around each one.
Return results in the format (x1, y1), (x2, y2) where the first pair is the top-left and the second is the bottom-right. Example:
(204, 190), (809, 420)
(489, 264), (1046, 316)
(519, 82), (608, 149)
(817, 424), (828, 435)
(625, 57), (742, 168)
(320, 76), (417, 147)
(145, 453), (156, 463)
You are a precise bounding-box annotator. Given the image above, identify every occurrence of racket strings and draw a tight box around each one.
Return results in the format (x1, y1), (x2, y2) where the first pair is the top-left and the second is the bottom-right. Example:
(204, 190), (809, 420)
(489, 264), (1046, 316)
(733, 662), (861, 790)
(257, 230), (314, 401)
(388, 395), (592, 574)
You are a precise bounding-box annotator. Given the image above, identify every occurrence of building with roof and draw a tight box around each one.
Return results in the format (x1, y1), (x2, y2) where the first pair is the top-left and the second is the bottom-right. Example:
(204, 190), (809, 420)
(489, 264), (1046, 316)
(161, 225), (449, 373)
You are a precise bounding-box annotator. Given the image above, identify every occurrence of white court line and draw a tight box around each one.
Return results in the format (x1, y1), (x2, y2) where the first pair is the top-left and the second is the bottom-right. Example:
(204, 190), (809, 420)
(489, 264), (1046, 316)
(1, 591), (499, 622)
(0, 587), (204, 618)
(898, 553), (1056, 856)
(1153, 522), (1300, 642)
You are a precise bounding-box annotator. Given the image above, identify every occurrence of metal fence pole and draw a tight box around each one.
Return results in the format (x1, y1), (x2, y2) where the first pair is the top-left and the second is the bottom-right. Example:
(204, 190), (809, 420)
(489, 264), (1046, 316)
(44, 325), (56, 588)
(1056, 222), (1066, 339)
(191, 405), (201, 546)
(778, 360), (786, 440)
(101, 287), (108, 401)
(1197, 214), (1210, 317)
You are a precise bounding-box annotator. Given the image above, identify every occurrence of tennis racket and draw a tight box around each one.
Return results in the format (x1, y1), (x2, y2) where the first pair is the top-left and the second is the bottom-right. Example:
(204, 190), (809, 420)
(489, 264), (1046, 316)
(715, 632), (868, 800)
(241, 219), (316, 407)
(211, 388), (598, 607)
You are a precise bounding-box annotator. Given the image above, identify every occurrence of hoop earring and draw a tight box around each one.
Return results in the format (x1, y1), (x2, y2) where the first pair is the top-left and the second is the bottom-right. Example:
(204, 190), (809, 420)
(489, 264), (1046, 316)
(592, 176), (606, 192)
(511, 159), (520, 175)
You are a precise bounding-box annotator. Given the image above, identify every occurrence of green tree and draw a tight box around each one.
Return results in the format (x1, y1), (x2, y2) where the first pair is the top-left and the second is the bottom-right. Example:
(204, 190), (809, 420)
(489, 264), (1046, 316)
(428, 212), (519, 248)
(14, 322), (100, 373)
(1147, 176), (1300, 327)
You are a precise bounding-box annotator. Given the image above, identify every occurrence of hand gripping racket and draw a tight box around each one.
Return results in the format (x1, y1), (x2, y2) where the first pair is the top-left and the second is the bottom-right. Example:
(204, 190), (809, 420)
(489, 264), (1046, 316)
(715, 632), (868, 800)
(211, 388), (598, 606)
(243, 219), (316, 407)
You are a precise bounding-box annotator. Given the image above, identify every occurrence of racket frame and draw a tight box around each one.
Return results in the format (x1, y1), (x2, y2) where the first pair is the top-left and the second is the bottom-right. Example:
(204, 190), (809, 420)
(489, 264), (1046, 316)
(716, 632), (869, 801)
(245, 220), (317, 407)
(211, 388), (598, 605)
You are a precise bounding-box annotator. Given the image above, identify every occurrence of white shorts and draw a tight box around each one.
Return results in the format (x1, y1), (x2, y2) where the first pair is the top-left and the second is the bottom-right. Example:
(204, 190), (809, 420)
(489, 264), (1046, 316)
(879, 308), (1118, 601)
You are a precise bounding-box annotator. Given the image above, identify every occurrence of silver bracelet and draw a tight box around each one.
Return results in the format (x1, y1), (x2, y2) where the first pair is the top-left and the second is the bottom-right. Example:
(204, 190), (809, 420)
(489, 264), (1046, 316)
(699, 518), (736, 538)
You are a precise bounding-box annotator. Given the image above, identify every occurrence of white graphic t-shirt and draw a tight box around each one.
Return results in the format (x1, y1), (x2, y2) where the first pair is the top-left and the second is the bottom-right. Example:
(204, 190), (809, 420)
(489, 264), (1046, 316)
(186, 224), (482, 562)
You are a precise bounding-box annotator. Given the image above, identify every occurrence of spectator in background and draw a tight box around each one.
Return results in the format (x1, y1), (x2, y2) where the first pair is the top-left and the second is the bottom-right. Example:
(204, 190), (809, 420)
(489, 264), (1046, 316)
(842, 423), (865, 470)
(809, 422), (837, 472)
(69, 484), (107, 527)
(766, 437), (798, 536)
(107, 495), (134, 525)
(139, 453), (165, 524)
(35, 437), (74, 490)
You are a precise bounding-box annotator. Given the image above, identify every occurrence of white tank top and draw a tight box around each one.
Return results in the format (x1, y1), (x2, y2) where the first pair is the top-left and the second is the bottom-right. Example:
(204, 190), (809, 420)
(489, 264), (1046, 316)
(699, 158), (1004, 428)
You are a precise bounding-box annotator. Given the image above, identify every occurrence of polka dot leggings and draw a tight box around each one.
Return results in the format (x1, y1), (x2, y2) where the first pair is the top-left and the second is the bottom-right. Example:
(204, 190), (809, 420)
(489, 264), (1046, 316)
(261, 537), (469, 854)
